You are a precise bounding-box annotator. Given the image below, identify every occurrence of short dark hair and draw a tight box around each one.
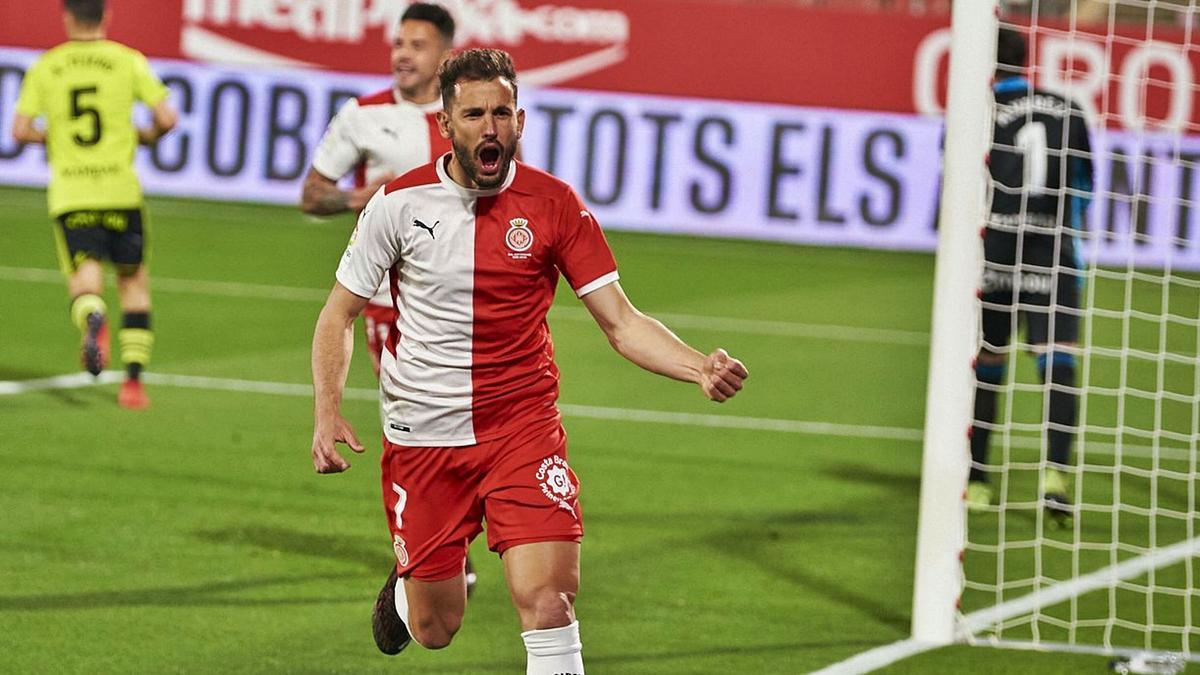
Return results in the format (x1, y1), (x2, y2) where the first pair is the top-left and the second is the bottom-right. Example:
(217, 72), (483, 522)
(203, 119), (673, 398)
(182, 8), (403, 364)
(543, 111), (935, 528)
(402, 3), (455, 44)
(64, 0), (104, 25)
(439, 49), (518, 108)
(996, 27), (1028, 74)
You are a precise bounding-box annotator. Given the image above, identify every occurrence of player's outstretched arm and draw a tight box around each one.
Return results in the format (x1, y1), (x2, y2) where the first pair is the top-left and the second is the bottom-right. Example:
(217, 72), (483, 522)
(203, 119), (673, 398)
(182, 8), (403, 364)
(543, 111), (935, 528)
(311, 283), (370, 473)
(137, 100), (178, 145)
(11, 114), (46, 144)
(300, 168), (395, 215)
(580, 282), (748, 402)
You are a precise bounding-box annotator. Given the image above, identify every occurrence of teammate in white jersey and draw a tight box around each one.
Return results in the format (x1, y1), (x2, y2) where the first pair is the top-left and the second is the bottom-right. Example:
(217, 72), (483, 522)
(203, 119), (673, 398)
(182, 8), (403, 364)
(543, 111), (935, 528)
(310, 49), (749, 674)
(300, 2), (454, 376)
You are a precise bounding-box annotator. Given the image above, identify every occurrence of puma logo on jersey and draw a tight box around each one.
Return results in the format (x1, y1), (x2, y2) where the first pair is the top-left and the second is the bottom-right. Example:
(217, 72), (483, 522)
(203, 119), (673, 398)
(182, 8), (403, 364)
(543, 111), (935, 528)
(381, 127), (399, 139)
(413, 218), (439, 239)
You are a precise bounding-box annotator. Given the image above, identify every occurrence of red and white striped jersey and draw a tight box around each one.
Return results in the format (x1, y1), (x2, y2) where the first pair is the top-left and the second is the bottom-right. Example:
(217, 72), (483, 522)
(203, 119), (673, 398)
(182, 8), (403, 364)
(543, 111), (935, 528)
(336, 156), (619, 447)
(313, 88), (450, 306)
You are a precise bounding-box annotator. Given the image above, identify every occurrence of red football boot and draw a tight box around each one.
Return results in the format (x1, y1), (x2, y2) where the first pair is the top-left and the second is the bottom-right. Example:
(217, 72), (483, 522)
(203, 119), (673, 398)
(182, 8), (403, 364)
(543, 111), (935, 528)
(118, 378), (150, 410)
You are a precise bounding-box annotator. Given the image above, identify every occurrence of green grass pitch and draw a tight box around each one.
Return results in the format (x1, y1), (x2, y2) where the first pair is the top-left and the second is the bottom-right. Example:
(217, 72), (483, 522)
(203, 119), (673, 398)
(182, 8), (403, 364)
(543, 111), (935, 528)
(0, 184), (1189, 673)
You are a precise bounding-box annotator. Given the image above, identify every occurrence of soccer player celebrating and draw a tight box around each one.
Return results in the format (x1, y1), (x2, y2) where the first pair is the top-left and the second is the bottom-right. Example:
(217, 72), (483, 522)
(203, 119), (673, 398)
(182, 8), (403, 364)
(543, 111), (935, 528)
(310, 49), (749, 673)
(968, 27), (1093, 517)
(301, 2), (455, 379)
(11, 0), (177, 409)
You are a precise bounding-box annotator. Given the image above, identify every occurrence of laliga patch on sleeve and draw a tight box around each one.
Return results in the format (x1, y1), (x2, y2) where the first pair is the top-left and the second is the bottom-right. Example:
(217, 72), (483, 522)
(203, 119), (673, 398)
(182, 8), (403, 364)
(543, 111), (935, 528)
(341, 226), (358, 262)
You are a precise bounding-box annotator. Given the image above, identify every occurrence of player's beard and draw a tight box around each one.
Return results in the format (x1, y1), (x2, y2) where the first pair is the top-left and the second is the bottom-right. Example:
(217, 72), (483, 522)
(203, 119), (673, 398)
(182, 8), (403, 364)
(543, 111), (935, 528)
(451, 136), (516, 190)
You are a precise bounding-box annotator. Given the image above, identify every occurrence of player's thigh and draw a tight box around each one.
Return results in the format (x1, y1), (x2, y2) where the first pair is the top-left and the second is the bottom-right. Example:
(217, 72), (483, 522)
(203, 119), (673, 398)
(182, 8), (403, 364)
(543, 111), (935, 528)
(381, 440), (485, 583)
(980, 228), (1018, 354)
(108, 209), (148, 277)
(502, 540), (580, 592)
(1023, 270), (1080, 348)
(481, 420), (583, 556)
(54, 210), (109, 277)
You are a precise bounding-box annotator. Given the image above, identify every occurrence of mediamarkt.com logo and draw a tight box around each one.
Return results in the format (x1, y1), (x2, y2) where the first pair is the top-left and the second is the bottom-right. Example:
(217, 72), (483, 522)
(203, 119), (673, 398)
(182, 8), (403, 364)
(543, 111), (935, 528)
(180, 0), (630, 84)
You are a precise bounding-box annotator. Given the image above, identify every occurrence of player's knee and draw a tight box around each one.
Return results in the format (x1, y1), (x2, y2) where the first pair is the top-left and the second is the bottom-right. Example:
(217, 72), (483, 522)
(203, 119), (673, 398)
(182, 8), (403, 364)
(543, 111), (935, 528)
(408, 611), (462, 650)
(520, 589), (576, 630)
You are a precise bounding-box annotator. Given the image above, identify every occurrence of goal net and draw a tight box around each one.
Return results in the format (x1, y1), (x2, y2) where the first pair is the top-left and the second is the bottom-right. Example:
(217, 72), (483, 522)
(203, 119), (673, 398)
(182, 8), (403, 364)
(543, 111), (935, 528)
(915, 0), (1200, 661)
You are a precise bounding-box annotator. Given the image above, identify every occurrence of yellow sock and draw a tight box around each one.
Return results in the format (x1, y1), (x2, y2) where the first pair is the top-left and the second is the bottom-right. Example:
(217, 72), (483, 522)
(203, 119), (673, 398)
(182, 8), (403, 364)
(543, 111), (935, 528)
(119, 312), (153, 377)
(70, 294), (107, 331)
(119, 328), (153, 365)
(120, 326), (154, 367)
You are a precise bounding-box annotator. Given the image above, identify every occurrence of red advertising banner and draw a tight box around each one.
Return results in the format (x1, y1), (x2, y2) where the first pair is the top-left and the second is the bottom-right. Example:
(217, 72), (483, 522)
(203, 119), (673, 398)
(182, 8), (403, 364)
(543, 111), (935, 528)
(1, 1), (1197, 130)
(3, 0), (945, 112)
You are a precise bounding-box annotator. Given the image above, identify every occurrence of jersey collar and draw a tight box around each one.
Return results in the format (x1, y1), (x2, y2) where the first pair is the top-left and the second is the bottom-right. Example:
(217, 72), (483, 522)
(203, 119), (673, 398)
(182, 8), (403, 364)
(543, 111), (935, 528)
(435, 152), (517, 198)
(393, 88), (443, 114)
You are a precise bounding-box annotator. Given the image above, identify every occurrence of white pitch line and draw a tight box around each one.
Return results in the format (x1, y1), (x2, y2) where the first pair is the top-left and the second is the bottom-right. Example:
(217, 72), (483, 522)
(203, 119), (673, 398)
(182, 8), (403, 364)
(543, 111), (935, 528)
(0, 265), (931, 346)
(557, 306), (931, 345)
(0, 265), (330, 303)
(555, 403), (923, 440)
(810, 639), (941, 675)
(0, 370), (121, 394)
(814, 537), (1200, 674)
(0, 372), (1194, 459)
(0, 370), (919, 440)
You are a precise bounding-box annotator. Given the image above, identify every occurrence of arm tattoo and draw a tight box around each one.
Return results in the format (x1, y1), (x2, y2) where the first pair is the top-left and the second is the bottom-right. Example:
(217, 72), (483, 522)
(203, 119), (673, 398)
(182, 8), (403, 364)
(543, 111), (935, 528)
(302, 171), (350, 215)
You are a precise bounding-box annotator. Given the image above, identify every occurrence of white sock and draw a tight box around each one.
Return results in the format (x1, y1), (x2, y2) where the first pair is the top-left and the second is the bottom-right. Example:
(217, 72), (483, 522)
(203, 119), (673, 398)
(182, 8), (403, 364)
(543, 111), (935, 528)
(522, 620), (584, 675)
(393, 575), (412, 630)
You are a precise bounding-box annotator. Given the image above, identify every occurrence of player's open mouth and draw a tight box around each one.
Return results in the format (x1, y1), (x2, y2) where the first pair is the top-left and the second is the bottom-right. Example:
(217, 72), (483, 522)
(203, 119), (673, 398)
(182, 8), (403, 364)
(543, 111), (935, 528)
(478, 145), (502, 173)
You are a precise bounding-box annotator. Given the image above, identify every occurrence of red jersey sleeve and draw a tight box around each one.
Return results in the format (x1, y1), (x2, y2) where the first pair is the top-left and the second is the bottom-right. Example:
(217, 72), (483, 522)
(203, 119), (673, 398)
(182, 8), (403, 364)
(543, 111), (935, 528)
(554, 189), (619, 297)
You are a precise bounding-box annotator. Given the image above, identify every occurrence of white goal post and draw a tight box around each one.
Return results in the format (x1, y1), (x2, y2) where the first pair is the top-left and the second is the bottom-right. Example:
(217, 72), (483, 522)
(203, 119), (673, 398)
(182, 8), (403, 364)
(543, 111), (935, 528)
(912, 0), (999, 645)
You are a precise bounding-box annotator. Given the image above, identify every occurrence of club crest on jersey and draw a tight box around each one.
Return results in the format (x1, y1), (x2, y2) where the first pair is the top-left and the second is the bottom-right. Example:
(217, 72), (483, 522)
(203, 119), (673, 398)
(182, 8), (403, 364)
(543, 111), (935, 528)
(505, 218), (534, 259)
(392, 534), (410, 567)
(536, 455), (579, 518)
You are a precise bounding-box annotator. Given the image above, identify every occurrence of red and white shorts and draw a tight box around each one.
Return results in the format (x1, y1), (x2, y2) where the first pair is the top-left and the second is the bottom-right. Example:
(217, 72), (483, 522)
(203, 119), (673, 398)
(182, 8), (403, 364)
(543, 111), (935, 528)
(361, 303), (396, 378)
(380, 418), (583, 581)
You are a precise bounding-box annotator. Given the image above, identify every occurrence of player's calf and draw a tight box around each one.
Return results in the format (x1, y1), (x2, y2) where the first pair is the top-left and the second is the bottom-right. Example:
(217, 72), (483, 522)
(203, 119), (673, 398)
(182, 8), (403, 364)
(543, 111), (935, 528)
(1037, 350), (1078, 466)
(382, 570), (467, 652)
(970, 358), (1006, 484)
(515, 588), (577, 631)
(510, 585), (585, 672)
(405, 603), (463, 649)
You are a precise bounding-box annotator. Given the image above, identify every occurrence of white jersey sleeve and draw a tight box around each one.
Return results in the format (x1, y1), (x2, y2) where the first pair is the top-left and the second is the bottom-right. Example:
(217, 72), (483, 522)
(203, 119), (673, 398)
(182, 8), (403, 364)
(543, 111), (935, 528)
(312, 99), (364, 181)
(335, 188), (402, 299)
